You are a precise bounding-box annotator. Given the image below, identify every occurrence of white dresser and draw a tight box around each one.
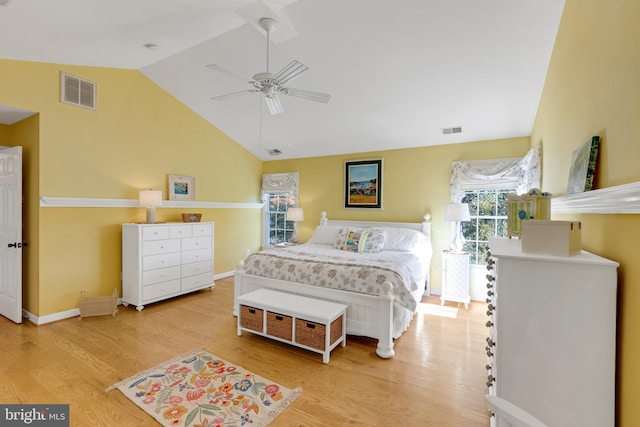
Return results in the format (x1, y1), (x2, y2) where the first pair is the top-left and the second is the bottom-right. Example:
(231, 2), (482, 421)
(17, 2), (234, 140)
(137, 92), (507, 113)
(486, 237), (618, 427)
(122, 222), (214, 311)
(440, 250), (470, 308)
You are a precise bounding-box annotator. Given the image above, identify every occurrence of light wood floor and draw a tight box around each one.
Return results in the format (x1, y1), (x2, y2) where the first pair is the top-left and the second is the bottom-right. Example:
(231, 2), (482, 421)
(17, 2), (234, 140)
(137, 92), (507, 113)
(0, 277), (491, 426)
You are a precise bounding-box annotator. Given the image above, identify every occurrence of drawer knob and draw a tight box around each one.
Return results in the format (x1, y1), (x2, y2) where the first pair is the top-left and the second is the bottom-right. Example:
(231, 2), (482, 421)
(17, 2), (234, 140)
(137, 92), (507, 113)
(486, 274), (495, 282)
(487, 303), (495, 311)
(486, 283), (493, 289)
(486, 320), (493, 328)
(486, 350), (493, 357)
(487, 290), (494, 296)
(486, 364), (492, 371)
(486, 310), (493, 317)
(486, 338), (495, 347)
(485, 298), (491, 303)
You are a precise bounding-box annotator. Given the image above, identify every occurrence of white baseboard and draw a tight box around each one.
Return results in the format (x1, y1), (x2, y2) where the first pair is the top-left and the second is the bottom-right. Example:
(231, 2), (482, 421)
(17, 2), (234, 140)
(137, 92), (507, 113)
(23, 270), (236, 325)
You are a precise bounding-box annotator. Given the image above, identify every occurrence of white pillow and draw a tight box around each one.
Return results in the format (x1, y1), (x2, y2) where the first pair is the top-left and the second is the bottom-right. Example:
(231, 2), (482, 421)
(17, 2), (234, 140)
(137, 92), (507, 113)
(374, 227), (427, 252)
(308, 225), (343, 245)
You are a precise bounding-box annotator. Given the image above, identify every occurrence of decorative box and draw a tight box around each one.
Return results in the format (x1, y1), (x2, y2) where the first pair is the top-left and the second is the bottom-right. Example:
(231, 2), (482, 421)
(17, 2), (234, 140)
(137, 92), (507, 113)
(521, 220), (582, 256)
(507, 192), (551, 238)
(78, 288), (118, 318)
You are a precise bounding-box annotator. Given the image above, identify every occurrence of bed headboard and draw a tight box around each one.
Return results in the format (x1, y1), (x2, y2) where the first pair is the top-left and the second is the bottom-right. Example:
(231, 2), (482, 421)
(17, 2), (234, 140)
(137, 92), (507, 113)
(319, 211), (432, 242)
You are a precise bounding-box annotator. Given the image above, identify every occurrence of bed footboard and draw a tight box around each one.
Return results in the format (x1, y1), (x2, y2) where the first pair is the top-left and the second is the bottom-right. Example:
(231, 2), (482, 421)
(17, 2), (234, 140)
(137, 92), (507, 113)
(234, 260), (395, 358)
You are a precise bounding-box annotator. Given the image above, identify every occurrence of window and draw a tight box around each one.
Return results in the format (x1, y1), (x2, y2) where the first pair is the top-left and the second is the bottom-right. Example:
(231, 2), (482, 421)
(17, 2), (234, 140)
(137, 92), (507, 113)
(449, 148), (541, 264)
(461, 189), (516, 264)
(261, 172), (299, 247)
(265, 193), (296, 245)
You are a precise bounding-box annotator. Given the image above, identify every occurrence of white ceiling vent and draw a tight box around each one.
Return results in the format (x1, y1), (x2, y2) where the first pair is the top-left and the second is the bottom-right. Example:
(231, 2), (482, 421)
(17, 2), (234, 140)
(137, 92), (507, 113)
(442, 126), (462, 135)
(266, 148), (283, 156)
(60, 72), (96, 110)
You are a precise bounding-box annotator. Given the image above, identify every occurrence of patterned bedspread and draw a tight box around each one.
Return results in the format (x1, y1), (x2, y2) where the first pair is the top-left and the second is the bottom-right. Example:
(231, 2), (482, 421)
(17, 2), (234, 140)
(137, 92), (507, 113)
(242, 244), (428, 311)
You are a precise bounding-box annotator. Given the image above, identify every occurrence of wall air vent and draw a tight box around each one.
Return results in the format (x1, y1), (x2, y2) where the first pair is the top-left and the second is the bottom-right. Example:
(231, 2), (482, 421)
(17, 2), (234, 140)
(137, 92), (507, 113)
(442, 126), (462, 135)
(267, 148), (282, 156)
(60, 72), (96, 110)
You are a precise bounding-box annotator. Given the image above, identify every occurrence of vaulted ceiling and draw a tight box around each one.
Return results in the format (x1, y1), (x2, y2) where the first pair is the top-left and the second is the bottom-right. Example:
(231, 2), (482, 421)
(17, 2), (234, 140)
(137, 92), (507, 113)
(0, 0), (565, 160)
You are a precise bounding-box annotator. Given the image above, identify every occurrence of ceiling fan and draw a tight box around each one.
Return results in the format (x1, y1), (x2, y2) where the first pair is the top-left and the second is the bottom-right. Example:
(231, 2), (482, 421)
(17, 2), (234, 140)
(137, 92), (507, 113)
(206, 17), (331, 115)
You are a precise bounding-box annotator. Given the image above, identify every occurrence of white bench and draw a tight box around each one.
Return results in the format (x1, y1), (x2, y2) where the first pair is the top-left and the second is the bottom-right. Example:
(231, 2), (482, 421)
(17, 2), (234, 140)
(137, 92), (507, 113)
(237, 288), (347, 363)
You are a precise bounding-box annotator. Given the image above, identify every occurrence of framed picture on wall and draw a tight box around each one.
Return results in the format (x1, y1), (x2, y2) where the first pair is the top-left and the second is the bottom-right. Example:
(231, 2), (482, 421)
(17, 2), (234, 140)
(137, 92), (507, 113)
(567, 136), (600, 195)
(168, 175), (195, 201)
(344, 159), (382, 209)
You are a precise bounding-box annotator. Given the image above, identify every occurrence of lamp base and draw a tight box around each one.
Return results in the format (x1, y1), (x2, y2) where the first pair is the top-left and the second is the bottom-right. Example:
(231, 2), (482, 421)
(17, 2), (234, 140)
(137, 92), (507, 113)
(146, 207), (157, 224)
(290, 231), (299, 244)
(450, 221), (465, 252)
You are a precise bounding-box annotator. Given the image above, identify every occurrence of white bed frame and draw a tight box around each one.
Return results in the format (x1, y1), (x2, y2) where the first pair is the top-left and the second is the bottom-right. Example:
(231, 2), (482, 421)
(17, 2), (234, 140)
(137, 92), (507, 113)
(234, 211), (432, 358)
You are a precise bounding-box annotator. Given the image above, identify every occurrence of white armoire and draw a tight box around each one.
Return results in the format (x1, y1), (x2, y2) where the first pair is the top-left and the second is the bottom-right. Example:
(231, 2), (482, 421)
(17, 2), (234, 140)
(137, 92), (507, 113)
(486, 237), (618, 427)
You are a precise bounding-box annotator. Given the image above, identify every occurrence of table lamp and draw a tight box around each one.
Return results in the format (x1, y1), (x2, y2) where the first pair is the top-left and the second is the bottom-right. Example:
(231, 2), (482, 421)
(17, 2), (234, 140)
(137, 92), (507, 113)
(444, 202), (470, 252)
(286, 207), (304, 243)
(139, 190), (163, 224)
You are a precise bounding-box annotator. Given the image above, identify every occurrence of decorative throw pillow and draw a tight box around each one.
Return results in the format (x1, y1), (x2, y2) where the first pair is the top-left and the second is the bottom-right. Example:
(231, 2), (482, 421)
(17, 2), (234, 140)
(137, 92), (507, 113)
(362, 229), (387, 253)
(334, 227), (358, 249)
(343, 230), (369, 253)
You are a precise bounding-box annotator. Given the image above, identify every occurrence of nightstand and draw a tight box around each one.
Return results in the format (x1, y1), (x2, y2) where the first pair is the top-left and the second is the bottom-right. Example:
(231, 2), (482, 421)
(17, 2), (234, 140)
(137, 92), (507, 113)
(441, 250), (470, 308)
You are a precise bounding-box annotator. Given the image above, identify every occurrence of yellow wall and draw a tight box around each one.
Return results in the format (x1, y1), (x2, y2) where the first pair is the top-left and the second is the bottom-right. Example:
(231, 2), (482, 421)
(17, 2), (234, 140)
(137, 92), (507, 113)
(531, 0), (640, 424)
(264, 137), (530, 292)
(0, 59), (264, 317)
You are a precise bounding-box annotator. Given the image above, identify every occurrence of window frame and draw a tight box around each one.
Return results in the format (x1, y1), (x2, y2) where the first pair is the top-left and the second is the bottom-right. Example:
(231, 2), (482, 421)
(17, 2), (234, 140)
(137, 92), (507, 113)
(261, 172), (299, 248)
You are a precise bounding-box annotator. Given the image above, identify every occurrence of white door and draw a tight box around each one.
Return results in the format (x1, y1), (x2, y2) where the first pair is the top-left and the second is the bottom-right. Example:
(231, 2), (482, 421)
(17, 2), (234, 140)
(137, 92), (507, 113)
(0, 146), (23, 323)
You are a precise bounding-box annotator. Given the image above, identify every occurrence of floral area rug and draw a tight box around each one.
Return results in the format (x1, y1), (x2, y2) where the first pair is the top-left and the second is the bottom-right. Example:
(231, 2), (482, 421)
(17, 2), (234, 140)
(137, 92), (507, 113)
(105, 349), (301, 426)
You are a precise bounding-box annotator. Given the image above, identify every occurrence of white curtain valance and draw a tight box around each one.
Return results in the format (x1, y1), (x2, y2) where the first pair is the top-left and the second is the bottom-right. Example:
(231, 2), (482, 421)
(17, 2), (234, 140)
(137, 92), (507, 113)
(450, 147), (541, 201)
(261, 173), (299, 199)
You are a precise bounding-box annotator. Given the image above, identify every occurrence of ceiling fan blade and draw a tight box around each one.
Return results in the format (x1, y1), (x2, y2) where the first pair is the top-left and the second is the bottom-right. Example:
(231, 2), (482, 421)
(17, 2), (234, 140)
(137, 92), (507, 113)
(210, 90), (258, 101)
(272, 60), (308, 85)
(264, 95), (284, 115)
(282, 87), (331, 103)
(205, 64), (253, 83)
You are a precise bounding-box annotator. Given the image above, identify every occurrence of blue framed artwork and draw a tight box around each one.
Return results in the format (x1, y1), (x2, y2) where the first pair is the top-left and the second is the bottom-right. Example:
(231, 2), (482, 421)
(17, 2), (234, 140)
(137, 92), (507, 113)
(344, 159), (382, 209)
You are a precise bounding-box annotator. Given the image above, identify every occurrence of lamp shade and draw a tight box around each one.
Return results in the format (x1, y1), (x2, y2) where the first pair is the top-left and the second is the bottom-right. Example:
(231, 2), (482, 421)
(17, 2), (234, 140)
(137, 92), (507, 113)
(139, 190), (163, 208)
(444, 203), (470, 222)
(286, 207), (304, 222)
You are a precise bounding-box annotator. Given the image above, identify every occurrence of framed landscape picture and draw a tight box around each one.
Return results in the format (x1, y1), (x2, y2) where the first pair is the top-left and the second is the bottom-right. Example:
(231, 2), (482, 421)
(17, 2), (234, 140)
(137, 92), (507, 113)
(567, 136), (600, 195)
(344, 159), (382, 209)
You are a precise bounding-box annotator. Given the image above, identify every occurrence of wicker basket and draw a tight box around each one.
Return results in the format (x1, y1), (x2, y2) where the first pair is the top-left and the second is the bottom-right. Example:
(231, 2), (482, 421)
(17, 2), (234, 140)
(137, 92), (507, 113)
(181, 213), (202, 222)
(78, 289), (118, 319)
(267, 312), (293, 341)
(240, 305), (264, 332)
(295, 316), (343, 350)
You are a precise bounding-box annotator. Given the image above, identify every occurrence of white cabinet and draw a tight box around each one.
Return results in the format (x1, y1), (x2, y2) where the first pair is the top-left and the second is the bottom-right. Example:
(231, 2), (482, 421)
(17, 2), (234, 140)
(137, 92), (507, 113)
(122, 222), (214, 310)
(486, 237), (618, 427)
(441, 250), (470, 308)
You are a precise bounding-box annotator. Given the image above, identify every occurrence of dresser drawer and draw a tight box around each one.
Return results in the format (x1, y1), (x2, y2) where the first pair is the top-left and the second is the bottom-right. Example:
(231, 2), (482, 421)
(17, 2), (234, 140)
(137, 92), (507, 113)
(182, 236), (211, 251)
(170, 225), (192, 239)
(182, 272), (213, 291)
(182, 248), (212, 265)
(143, 266), (181, 286)
(182, 260), (212, 278)
(143, 252), (181, 271)
(192, 223), (213, 236)
(142, 226), (170, 241)
(143, 279), (181, 301)
(143, 239), (180, 256)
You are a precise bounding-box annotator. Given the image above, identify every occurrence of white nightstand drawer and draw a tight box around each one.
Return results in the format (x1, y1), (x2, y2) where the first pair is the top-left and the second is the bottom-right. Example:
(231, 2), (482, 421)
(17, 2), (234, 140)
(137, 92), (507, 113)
(142, 226), (170, 241)
(182, 272), (213, 291)
(143, 252), (181, 271)
(170, 225), (193, 239)
(143, 239), (180, 256)
(143, 279), (181, 301)
(143, 266), (181, 286)
(182, 248), (212, 265)
(192, 223), (213, 236)
(182, 260), (212, 278)
(182, 236), (211, 251)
